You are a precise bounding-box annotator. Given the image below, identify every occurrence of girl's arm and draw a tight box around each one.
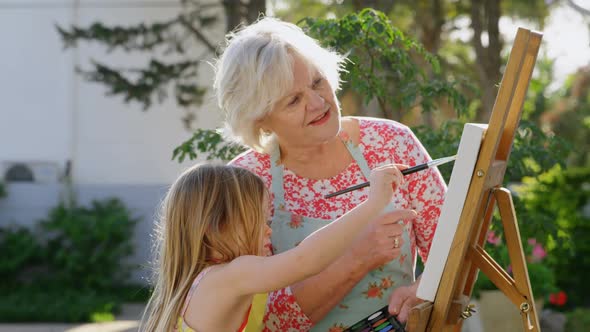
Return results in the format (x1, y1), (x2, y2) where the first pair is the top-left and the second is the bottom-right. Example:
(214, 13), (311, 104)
(231, 206), (416, 295)
(220, 165), (416, 295)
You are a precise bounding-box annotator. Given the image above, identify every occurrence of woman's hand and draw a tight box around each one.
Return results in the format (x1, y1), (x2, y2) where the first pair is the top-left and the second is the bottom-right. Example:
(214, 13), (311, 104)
(388, 279), (424, 322)
(367, 164), (405, 209)
(349, 210), (416, 271)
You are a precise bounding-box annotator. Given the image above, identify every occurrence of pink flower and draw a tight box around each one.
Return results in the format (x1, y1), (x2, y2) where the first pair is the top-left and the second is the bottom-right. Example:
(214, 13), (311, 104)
(527, 238), (537, 246)
(487, 231), (502, 246)
(531, 243), (547, 262)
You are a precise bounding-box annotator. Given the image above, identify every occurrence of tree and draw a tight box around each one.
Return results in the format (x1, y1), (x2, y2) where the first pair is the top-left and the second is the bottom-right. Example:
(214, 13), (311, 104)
(540, 66), (590, 167)
(171, 8), (470, 163)
(58, 1), (569, 183)
(274, 0), (555, 122)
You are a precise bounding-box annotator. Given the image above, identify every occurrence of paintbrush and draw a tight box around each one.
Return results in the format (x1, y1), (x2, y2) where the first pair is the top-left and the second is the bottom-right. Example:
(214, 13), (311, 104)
(324, 155), (457, 199)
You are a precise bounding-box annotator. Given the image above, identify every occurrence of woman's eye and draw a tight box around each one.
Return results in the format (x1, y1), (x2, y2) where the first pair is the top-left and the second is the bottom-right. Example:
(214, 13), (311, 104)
(288, 96), (300, 106)
(312, 78), (323, 88)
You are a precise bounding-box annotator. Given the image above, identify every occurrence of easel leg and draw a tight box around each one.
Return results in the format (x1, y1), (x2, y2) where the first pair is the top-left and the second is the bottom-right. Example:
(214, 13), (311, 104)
(494, 188), (541, 331)
(464, 192), (496, 296)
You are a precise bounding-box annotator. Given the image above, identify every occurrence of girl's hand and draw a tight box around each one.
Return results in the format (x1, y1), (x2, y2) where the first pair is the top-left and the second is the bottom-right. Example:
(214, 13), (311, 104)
(367, 164), (406, 209)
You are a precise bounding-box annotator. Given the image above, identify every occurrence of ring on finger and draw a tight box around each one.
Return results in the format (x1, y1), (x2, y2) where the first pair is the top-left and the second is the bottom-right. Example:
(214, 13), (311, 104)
(393, 236), (400, 249)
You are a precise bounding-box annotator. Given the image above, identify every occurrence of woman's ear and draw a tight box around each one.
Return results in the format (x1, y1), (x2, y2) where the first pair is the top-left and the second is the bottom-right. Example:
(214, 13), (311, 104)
(256, 118), (271, 135)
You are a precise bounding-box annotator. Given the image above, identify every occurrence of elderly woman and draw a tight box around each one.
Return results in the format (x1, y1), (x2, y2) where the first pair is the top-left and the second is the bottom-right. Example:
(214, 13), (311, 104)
(214, 17), (446, 331)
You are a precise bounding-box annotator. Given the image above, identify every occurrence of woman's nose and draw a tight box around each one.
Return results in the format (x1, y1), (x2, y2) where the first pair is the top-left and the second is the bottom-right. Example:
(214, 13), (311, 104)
(306, 91), (325, 112)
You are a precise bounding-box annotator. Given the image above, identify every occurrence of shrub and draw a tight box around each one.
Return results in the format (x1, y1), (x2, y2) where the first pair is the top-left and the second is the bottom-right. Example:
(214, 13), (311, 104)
(516, 166), (590, 308)
(565, 307), (590, 332)
(41, 198), (139, 290)
(0, 284), (119, 323)
(0, 282), (150, 322)
(0, 198), (141, 322)
(472, 233), (557, 300)
(0, 226), (41, 283)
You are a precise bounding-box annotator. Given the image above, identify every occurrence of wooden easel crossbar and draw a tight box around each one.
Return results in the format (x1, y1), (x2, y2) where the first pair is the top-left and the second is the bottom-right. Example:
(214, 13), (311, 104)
(408, 28), (543, 332)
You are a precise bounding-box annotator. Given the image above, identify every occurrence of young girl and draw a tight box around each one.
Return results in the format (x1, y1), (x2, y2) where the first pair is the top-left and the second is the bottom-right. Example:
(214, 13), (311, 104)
(141, 163), (415, 332)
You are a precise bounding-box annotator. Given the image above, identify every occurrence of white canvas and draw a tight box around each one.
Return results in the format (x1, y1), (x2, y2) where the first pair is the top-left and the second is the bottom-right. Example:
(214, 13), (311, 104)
(416, 123), (487, 302)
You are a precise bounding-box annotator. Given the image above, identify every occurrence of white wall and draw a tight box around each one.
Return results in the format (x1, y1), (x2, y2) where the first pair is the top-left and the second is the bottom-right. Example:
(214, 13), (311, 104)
(0, 0), (227, 283)
(1, 2), (74, 166)
(0, 0), (225, 185)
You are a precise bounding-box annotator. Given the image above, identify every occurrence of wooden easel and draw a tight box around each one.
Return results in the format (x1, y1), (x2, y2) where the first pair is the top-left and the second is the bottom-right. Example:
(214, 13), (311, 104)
(407, 28), (543, 332)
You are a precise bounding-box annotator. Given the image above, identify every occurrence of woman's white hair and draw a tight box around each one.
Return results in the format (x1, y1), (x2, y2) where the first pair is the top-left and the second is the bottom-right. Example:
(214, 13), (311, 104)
(213, 17), (345, 152)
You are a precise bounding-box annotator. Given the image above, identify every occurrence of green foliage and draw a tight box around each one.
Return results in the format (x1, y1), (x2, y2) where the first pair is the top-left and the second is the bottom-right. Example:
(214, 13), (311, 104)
(554, 110), (590, 167)
(413, 120), (465, 182)
(526, 260), (558, 300)
(41, 198), (139, 290)
(0, 282), (151, 323)
(0, 285), (119, 323)
(0, 198), (142, 322)
(171, 11), (568, 169)
(549, 68), (590, 168)
(300, 9), (467, 118)
(521, 57), (555, 122)
(502, 0), (551, 23)
(566, 307), (590, 332)
(0, 182), (5, 198)
(472, 233), (557, 299)
(114, 284), (153, 303)
(515, 166), (590, 308)
(57, 19), (188, 52)
(173, 9), (469, 162)
(172, 129), (246, 163)
(506, 120), (571, 183)
(474, 165), (590, 306)
(0, 226), (41, 282)
(413, 119), (570, 185)
(521, 56), (589, 169)
(78, 60), (204, 111)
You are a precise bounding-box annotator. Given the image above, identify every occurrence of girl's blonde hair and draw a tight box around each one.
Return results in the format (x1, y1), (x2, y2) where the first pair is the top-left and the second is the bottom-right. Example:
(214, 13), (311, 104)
(214, 16), (345, 152)
(140, 164), (267, 332)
